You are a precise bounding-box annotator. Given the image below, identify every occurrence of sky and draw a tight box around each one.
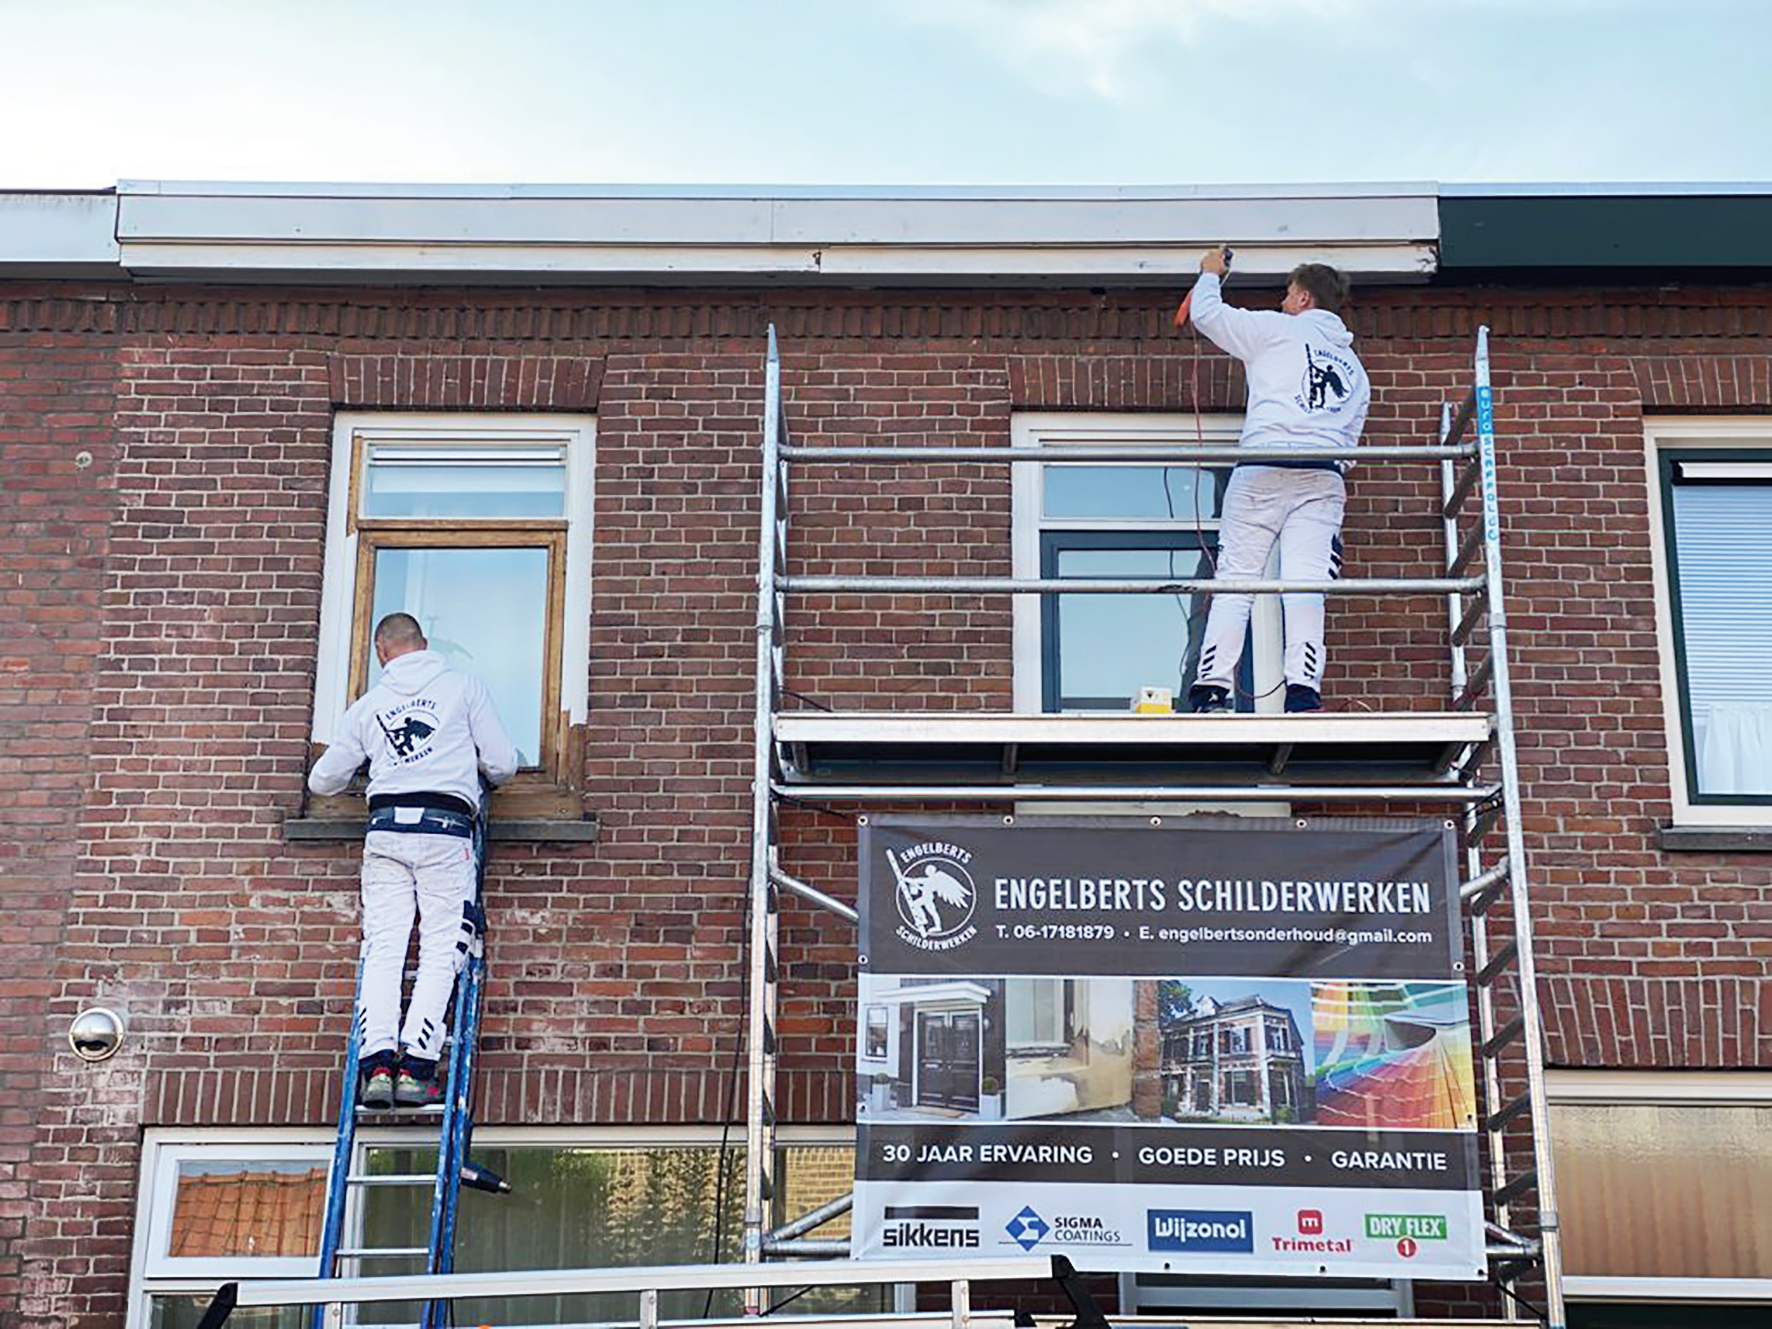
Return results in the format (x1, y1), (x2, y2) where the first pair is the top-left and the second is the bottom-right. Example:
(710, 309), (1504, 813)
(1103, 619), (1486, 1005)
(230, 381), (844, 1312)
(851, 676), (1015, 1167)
(2, 0), (1768, 190)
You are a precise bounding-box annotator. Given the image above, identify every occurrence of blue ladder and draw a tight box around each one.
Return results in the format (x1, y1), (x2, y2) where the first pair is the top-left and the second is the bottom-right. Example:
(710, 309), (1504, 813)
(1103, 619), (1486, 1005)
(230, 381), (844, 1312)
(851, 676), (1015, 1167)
(310, 806), (504, 1329)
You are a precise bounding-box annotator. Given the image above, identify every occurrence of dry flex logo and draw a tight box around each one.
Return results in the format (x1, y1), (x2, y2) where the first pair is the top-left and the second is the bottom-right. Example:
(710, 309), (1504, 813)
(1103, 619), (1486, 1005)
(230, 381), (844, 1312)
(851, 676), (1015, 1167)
(1366, 1212), (1447, 1259)
(886, 841), (978, 951)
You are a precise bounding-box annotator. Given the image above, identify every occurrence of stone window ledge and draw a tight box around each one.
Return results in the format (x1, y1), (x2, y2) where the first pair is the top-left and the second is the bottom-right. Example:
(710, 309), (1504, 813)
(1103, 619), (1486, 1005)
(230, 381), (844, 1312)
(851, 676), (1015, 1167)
(1657, 824), (1772, 853)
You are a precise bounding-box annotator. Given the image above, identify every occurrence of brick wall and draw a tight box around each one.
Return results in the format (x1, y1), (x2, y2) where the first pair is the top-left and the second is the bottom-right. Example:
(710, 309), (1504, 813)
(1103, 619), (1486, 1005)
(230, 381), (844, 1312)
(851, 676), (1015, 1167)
(0, 281), (1769, 1322)
(0, 331), (117, 1321)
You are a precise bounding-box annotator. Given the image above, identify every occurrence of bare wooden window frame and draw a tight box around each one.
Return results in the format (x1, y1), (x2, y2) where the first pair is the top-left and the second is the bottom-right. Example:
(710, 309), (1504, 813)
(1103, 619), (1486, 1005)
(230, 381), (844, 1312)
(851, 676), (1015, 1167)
(310, 414), (594, 821)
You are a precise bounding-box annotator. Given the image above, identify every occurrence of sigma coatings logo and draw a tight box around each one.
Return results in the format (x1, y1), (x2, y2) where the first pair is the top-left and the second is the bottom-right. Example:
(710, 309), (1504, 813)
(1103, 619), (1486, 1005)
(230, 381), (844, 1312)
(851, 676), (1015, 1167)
(886, 842), (978, 952)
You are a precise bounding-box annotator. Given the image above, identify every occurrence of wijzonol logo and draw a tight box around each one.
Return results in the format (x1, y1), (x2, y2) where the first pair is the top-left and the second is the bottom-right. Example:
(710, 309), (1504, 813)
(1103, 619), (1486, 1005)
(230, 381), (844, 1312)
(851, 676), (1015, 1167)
(1147, 1209), (1254, 1254)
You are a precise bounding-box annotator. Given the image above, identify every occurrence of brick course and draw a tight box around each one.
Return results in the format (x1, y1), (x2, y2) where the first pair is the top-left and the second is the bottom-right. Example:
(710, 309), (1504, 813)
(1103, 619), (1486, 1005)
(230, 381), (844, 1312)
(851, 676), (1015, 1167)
(1, 281), (1769, 1323)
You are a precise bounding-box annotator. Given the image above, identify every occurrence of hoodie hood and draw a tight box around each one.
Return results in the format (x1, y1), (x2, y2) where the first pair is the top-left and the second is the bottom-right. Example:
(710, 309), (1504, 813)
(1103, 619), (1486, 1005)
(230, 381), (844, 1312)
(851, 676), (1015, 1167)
(1298, 308), (1353, 348)
(379, 648), (451, 695)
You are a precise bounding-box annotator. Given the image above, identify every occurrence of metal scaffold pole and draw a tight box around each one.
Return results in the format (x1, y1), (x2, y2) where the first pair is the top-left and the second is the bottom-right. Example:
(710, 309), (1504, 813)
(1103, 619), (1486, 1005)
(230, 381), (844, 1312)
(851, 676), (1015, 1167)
(742, 326), (787, 1312)
(1472, 328), (1567, 1329)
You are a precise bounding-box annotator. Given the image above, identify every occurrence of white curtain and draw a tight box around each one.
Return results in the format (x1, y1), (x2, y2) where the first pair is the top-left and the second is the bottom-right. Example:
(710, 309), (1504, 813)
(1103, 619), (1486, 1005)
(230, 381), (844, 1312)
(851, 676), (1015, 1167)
(1698, 704), (1772, 795)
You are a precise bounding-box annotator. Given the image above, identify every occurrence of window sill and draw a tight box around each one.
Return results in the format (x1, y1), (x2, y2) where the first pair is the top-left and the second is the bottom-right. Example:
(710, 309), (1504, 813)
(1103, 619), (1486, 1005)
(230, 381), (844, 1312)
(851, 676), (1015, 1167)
(1657, 823), (1772, 853)
(286, 814), (599, 844)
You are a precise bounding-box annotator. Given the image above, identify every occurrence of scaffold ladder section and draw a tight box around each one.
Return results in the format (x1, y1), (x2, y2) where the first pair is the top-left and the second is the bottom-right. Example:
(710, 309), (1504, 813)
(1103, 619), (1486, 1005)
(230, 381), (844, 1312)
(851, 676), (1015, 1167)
(305, 807), (503, 1329)
(745, 325), (1566, 1328)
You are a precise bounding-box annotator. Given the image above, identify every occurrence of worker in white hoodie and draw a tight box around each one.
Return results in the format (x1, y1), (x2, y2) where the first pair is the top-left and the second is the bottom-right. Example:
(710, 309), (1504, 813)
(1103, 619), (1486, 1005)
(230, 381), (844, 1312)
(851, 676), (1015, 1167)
(309, 612), (519, 1107)
(1184, 248), (1371, 714)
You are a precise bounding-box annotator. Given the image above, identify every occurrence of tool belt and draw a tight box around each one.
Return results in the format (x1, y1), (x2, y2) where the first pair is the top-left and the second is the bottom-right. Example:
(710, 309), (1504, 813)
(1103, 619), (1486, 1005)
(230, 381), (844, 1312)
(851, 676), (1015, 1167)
(366, 793), (475, 838)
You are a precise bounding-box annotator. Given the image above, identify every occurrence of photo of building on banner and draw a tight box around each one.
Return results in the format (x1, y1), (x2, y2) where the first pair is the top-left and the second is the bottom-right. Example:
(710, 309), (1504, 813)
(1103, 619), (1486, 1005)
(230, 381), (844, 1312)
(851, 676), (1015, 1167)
(851, 817), (1488, 1281)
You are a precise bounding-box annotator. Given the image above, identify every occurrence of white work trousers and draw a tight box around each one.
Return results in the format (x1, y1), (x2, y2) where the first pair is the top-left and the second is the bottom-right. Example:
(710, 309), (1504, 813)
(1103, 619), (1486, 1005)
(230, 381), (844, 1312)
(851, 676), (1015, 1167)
(356, 830), (476, 1063)
(1195, 466), (1346, 693)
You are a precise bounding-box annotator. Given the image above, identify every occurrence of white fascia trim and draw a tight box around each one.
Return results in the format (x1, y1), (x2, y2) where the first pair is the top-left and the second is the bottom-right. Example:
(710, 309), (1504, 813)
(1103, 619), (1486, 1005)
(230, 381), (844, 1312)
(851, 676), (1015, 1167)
(1563, 1276), (1772, 1302)
(0, 191), (120, 272)
(1546, 1067), (1772, 1104)
(311, 412), (594, 745)
(112, 186), (1439, 283)
(1642, 419), (1772, 827)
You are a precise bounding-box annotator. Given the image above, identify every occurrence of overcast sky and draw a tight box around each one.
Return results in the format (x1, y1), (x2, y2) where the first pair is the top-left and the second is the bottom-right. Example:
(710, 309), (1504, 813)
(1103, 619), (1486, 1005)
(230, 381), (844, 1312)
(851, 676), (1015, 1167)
(3, 0), (1767, 190)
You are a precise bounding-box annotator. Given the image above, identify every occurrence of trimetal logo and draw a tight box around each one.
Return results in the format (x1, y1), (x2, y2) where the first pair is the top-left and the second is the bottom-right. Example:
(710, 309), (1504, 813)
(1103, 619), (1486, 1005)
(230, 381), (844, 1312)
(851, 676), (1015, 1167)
(1365, 1213), (1448, 1241)
(1297, 1209), (1324, 1235)
(881, 1205), (979, 1249)
(1146, 1209), (1254, 1254)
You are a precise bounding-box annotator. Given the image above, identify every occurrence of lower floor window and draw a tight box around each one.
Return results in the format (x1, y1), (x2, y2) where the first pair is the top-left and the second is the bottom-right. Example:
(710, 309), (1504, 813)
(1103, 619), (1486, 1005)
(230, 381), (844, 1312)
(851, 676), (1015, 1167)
(134, 1131), (873, 1328)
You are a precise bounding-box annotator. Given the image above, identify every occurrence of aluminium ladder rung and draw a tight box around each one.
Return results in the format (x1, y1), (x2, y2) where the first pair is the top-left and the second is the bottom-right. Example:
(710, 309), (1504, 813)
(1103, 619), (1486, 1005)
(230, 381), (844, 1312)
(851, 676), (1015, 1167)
(1495, 1167), (1540, 1209)
(1460, 856), (1511, 912)
(1454, 653), (1496, 710)
(1468, 801), (1505, 844)
(355, 1104), (446, 1118)
(1452, 590), (1490, 647)
(1477, 940), (1521, 987)
(1443, 386), (1480, 453)
(1483, 1013), (1527, 1058)
(344, 1173), (436, 1186)
(1448, 521), (1486, 578)
(1487, 1091), (1535, 1133)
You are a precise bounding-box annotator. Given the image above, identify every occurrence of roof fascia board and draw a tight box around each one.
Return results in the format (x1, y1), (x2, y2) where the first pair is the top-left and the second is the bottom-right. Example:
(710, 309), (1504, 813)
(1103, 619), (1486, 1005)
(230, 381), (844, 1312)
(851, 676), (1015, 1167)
(0, 191), (121, 276)
(111, 185), (1438, 285)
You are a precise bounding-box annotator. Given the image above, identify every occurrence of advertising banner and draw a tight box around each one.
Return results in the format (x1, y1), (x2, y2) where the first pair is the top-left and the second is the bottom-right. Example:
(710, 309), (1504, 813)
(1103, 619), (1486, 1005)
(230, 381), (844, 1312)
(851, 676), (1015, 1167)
(851, 816), (1486, 1281)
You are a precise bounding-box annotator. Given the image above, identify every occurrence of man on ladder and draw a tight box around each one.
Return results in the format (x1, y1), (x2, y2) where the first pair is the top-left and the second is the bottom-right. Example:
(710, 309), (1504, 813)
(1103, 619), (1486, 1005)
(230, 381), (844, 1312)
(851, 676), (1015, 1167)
(1183, 247), (1371, 715)
(309, 611), (518, 1107)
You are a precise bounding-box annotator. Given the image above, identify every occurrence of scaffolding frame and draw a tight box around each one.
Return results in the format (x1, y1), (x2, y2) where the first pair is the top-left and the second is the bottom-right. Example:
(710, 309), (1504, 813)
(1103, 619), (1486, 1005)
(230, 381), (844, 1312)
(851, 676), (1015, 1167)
(744, 326), (1566, 1327)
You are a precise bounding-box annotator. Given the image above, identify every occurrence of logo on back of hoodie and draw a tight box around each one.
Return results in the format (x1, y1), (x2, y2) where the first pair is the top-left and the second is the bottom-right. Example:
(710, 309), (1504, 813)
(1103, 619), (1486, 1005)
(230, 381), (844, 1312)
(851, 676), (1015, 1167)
(377, 698), (440, 765)
(1297, 343), (1359, 413)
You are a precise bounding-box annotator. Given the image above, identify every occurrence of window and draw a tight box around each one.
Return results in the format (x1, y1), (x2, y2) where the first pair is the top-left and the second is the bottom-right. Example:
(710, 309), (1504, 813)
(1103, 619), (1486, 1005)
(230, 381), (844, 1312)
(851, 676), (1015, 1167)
(864, 1004), (889, 1059)
(1647, 423), (1772, 824)
(128, 1131), (332, 1329)
(1005, 978), (1069, 1049)
(313, 414), (594, 795)
(1548, 1070), (1772, 1313)
(130, 1128), (875, 1329)
(1012, 414), (1280, 714)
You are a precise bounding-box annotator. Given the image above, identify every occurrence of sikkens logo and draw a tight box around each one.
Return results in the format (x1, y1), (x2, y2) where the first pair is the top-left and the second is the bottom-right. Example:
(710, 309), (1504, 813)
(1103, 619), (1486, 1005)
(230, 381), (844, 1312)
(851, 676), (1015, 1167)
(1147, 1209), (1254, 1254)
(881, 1205), (980, 1250)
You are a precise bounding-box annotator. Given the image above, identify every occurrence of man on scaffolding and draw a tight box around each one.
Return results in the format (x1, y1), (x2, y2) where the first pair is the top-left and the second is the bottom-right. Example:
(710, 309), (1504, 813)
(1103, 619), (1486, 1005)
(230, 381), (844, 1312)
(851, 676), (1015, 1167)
(1184, 247), (1371, 715)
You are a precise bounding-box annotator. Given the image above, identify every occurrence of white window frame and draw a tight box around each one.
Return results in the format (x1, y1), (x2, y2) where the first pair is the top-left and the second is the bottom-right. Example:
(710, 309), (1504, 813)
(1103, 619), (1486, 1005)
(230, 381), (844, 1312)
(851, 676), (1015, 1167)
(1548, 1069), (1772, 1303)
(128, 1124), (860, 1329)
(312, 412), (595, 774)
(1644, 419), (1772, 826)
(1011, 411), (1283, 715)
(1004, 976), (1068, 1051)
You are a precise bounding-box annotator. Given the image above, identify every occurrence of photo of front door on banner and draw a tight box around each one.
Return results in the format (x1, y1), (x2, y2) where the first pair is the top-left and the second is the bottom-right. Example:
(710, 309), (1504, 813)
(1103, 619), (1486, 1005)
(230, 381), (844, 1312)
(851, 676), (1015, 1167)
(852, 815), (1487, 1282)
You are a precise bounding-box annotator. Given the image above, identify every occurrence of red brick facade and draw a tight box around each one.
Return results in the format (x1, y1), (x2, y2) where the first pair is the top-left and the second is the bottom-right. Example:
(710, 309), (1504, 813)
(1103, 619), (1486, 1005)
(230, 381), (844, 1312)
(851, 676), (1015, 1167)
(2, 281), (1770, 1323)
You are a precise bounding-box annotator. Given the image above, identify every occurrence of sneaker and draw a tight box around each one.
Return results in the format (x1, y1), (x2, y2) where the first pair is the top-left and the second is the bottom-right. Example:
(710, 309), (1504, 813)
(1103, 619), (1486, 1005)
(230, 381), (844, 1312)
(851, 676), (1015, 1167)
(1188, 684), (1231, 714)
(394, 1069), (445, 1108)
(1285, 684), (1324, 713)
(359, 1065), (395, 1110)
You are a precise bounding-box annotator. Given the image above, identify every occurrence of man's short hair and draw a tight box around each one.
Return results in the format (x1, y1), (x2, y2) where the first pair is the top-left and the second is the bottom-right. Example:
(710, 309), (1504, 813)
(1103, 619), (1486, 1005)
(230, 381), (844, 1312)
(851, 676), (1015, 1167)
(1289, 263), (1351, 315)
(373, 612), (425, 649)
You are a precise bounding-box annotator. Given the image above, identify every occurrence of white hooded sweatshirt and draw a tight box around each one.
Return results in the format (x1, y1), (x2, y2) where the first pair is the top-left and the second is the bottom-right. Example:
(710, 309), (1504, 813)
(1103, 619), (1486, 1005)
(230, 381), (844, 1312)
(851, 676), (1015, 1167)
(1189, 271), (1370, 466)
(308, 649), (519, 808)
